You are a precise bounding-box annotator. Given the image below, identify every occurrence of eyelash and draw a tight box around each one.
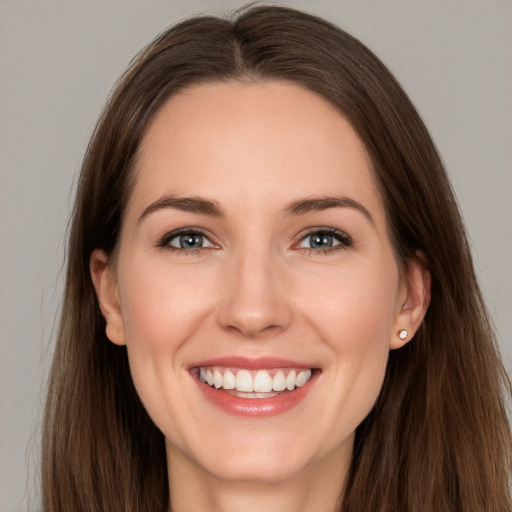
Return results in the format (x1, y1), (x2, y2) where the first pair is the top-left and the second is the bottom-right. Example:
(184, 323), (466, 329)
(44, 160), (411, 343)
(157, 227), (216, 255)
(293, 227), (353, 254)
(157, 227), (353, 255)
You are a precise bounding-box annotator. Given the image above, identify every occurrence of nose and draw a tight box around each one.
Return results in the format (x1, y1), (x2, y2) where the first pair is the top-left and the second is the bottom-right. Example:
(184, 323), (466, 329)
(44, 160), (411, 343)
(217, 248), (292, 339)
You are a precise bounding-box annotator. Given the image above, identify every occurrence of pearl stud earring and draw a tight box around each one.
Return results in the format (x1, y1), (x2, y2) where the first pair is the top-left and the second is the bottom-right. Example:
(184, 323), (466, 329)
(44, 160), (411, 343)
(398, 329), (408, 340)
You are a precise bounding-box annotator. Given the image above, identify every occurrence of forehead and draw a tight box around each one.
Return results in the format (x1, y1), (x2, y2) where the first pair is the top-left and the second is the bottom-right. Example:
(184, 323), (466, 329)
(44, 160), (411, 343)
(129, 80), (384, 225)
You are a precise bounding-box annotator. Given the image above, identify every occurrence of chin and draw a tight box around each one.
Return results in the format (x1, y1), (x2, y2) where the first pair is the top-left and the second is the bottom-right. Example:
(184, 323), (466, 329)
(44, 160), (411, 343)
(166, 427), (323, 485)
(202, 450), (312, 484)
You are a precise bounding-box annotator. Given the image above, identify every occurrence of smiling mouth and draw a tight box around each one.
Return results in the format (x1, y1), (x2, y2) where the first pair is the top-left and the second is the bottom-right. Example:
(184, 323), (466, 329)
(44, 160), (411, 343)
(192, 366), (314, 398)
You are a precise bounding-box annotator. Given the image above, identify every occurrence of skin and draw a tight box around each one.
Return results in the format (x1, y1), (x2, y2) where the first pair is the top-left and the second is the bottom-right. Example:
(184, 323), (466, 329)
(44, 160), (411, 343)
(91, 81), (430, 512)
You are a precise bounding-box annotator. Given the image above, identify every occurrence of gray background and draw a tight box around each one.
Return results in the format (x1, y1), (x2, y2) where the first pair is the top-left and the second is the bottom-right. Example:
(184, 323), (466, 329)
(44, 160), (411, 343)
(1, 0), (511, 510)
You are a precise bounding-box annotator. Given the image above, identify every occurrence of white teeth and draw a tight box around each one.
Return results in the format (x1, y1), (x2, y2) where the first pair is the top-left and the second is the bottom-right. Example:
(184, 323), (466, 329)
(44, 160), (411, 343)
(286, 370), (296, 391)
(296, 369), (312, 387)
(236, 370), (254, 392)
(213, 370), (223, 389)
(198, 366), (313, 393)
(253, 370), (273, 392)
(228, 390), (279, 399)
(272, 371), (287, 391)
(223, 370), (236, 390)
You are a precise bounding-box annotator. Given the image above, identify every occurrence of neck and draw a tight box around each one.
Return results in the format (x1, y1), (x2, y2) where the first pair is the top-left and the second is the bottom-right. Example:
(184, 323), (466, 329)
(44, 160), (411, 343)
(165, 442), (351, 512)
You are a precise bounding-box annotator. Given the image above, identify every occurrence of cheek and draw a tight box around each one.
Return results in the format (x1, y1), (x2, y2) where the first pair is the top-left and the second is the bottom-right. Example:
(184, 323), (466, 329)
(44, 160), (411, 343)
(300, 255), (399, 343)
(116, 256), (218, 404)
(298, 259), (399, 425)
(115, 257), (223, 444)
(119, 258), (216, 352)
(328, 265), (397, 367)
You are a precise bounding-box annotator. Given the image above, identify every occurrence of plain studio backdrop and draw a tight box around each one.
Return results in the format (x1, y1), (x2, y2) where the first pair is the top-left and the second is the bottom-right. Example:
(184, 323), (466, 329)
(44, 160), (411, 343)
(0, 1), (511, 510)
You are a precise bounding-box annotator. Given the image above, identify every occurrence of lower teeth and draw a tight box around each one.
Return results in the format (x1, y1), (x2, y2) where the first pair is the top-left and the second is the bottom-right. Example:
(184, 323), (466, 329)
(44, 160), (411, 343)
(225, 389), (280, 399)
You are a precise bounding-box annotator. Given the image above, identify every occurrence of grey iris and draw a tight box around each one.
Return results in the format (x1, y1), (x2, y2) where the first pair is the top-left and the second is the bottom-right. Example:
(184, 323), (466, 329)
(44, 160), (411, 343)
(180, 233), (203, 249)
(310, 233), (333, 248)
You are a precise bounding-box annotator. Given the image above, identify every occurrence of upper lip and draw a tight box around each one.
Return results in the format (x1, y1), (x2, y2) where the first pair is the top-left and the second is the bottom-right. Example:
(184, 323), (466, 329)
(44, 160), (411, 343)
(189, 356), (316, 370)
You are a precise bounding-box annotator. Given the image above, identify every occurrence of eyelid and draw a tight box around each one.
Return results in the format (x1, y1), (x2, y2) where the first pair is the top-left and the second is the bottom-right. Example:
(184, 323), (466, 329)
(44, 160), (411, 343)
(156, 226), (352, 253)
(292, 227), (353, 252)
(157, 227), (219, 250)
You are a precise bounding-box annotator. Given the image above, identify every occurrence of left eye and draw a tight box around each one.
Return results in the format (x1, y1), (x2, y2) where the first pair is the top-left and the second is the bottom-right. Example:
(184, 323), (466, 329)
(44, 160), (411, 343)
(166, 231), (213, 250)
(297, 230), (350, 250)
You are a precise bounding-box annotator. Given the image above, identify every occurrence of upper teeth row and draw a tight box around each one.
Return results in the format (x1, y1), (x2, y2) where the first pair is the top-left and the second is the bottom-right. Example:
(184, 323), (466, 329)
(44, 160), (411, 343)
(199, 368), (312, 393)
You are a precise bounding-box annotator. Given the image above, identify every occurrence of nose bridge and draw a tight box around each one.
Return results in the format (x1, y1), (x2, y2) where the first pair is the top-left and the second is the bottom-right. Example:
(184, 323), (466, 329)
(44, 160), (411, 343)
(218, 241), (291, 338)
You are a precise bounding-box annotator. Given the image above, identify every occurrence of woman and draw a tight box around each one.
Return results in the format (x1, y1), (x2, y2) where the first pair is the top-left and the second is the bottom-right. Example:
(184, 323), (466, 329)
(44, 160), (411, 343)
(42, 5), (511, 511)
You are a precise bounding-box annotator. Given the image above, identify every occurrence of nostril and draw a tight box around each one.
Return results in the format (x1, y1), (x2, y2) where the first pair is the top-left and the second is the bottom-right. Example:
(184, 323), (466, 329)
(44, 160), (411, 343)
(223, 321), (287, 339)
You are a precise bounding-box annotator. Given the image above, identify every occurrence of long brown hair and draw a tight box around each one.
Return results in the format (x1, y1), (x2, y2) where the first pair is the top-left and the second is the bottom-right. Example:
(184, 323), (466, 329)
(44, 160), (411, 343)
(42, 5), (511, 511)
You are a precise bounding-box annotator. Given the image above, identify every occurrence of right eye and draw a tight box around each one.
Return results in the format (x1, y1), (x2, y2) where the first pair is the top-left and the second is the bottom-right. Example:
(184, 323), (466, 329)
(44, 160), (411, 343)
(159, 229), (214, 251)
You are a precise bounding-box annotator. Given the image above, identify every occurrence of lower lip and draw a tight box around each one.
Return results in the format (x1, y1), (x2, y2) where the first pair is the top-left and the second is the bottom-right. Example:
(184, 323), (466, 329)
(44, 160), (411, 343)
(194, 372), (318, 417)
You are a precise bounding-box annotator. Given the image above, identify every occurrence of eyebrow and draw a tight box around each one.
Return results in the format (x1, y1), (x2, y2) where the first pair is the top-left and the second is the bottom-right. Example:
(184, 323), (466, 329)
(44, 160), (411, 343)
(284, 196), (374, 225)
(138, 195), (225, 223)
(138, 194), (374, 225)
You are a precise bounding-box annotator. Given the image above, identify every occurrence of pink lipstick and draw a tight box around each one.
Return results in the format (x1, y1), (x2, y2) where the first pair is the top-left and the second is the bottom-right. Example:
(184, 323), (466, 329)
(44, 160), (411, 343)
(190, 357), (319, 417)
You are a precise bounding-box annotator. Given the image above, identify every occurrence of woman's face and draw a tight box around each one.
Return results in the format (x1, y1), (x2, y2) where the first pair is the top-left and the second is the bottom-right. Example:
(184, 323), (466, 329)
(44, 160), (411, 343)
(93, 81), (425, 485)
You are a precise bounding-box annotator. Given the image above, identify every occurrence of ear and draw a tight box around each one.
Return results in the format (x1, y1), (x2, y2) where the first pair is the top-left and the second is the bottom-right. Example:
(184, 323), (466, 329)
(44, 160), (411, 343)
(390, 252), (431, 350)
(90, 249), (126, 346)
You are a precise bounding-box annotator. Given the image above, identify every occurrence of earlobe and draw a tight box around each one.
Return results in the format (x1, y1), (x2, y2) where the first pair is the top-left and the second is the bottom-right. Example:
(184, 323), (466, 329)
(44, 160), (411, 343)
(391, 254), (431, 349)
(90, 249), (126, 346)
